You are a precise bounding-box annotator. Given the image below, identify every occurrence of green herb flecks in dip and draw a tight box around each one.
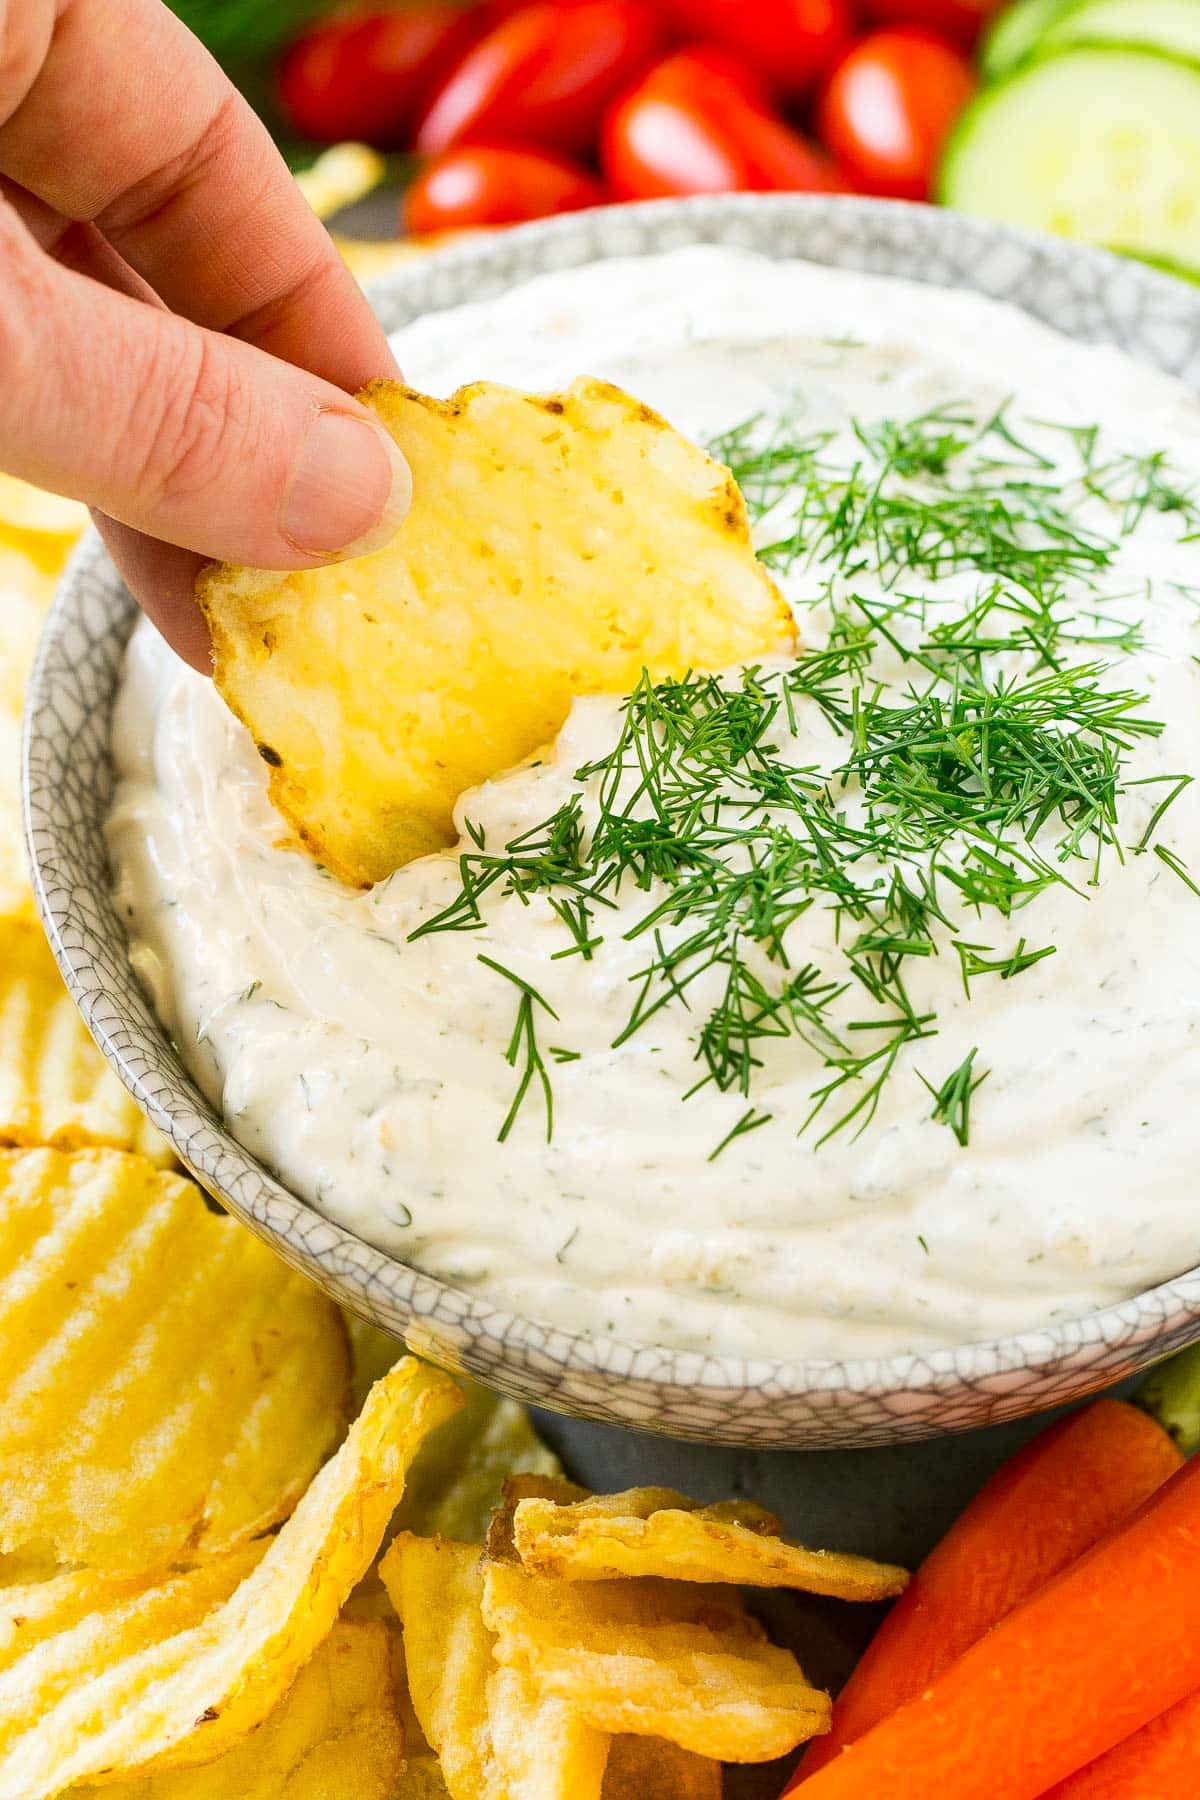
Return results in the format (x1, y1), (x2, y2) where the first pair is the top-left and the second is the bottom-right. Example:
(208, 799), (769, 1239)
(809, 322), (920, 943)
(415, 402), (1195, 1154)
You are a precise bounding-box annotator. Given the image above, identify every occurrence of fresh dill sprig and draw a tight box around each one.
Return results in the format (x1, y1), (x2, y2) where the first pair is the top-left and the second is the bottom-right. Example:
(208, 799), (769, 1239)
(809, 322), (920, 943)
(918, 1048), (989, 1146)
(477, 955), (559, 1143)
(410, 398), (1196, 1149)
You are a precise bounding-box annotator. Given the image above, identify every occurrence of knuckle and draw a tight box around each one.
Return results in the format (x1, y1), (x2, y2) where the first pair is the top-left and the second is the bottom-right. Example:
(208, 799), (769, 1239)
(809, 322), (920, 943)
(135, 329), (247, 510)
(98, 90), (246, 240)
(0, 204), (50, 396)
(0, 0), (55, 129)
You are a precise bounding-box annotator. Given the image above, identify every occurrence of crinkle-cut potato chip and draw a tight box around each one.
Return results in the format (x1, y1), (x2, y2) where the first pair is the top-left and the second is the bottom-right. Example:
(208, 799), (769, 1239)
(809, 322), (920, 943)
(513, 1487), (910, 1602)
(0, 920), (171, 1157)
(200, 375), (796, 886)
(396, 1394), (564, 1547)
(381, 1534), (609, 1800)
(602, 1735), (722, 1800)
(0, 713), (32, 925)
(71, 1621), (403, 1799)
(399, 1753), (453, 1799)
(0, 1359), (459, 1798)
(481, 1563), (830, 1764)
(487, 1474), (590, 1565)
(296, 142), (385, 221)
(0, 473), (88, 546)
(0, 548), (55, 715)
(344, 1319), (562, 1544)
(0, 1145), (350, 1570)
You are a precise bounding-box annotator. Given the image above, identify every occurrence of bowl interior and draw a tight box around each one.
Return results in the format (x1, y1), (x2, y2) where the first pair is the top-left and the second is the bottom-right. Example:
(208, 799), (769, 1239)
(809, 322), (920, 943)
(24, 195), (1200, 1449)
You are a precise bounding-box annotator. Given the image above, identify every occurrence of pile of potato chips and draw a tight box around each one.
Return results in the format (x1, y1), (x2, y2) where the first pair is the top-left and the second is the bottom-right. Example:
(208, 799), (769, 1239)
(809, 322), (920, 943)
(0, 178), (909, 1797)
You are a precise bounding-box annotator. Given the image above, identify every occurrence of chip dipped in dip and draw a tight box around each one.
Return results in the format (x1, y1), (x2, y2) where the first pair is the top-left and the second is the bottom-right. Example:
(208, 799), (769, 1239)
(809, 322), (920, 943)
(107, 246), (1200, 1361)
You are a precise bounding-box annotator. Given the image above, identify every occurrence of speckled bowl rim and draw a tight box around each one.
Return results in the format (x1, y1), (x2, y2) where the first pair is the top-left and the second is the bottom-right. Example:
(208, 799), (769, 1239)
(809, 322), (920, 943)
(24, 194), (1200, 1449)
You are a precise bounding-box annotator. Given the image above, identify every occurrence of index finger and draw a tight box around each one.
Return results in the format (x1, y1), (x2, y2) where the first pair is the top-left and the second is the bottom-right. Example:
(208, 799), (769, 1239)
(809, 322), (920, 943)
(0, 0), (399, 391)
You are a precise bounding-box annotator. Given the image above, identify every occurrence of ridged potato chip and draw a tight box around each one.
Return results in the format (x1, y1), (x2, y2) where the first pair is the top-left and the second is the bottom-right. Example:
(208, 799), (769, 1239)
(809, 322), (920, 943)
(0, 713), (31, 924)
(512, 1487), (909, 1602)
(399, 1755), (453, 1799)
(0, 547), (54, 715)
(381, 1534), (609, 1800)
(0, 920), (171, 1157)
(72, 1620), (403, 1799)
(481, 1563), (830, 1763)
(296, 142), (385, 221)
(0, 473), (88, 550)
(396, 1394), (563, 1547)
(487, 1474), (590, 1564)
(602, 1735), (722, 1800)
(0, 1358), (459, 1797)
(345, 1319), (562, 1544)
(0, 1146), (350, 1570)
(200, 375), (795, 885)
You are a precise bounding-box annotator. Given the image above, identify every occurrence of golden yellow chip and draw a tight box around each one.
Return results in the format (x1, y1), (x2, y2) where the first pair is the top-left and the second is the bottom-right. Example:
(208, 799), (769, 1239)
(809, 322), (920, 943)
(0, 919), (173, 1157)
(512, 1487), (909, 1602)
(344, 1318), (563, 1544)
(0, 473), (89, 545)
(397, 1386), (565, 1547)
(71, 1620), (403, 1799)
(486, 1474), (590, 1564)
(200, 375), (795, 885)
(0, 1145), (350, 1570)
(482, 1563), (830, 1764)
(398, 1753), (453, 1799)
(602, 1735), (722, 1800)
(0, 546), (55, 716)
(0, 712), (32, 924)
(0, 1358), (459, 1797)
(296, 142), (386, 221)
(381, 1534), (609, 1800)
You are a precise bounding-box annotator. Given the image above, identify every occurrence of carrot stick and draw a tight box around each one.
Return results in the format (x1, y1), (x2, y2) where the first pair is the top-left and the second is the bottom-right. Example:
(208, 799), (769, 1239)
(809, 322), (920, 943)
(1040, 1686), (1200, 1799)
(796, 1397), (1183, 1780)
(790, 1450), (1200, 1800)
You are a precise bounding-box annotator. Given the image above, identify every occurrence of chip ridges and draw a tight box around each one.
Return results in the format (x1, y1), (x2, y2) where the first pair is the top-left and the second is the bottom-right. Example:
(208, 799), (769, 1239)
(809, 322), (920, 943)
(199, 374), (795, 887)
(0, 921), (171, 1157)
(0, 1357), (460, 1797)
(70, 1621), (404, 1799)
(0, 1146), (351, 1570)
(511, 1487), (911, 1601)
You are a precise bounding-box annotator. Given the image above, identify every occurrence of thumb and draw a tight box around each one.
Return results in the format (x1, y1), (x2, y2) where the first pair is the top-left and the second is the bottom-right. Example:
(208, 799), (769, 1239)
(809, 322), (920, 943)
(0, 206), (410, 572)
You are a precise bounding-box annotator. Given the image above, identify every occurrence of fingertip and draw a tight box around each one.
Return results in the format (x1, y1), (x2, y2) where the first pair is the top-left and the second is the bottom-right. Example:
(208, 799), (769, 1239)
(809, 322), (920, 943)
(280, 407), (412, 562)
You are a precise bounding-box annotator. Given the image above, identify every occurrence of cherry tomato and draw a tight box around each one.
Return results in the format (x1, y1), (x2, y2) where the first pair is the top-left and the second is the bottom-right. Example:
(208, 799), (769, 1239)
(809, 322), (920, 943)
(404, 143), (605, 233)
(276, 5), (479, 147)
(817, 27), (975, 201)
(602, 48), (842, 200)
(861, 0), (1004, 46)
(414, 2), (665, 157)
(655, 0), (854, 97)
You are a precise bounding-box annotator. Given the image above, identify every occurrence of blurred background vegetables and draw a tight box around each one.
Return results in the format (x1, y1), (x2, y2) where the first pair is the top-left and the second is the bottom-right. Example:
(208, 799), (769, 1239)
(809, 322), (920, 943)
(172, 0), (1200, 278)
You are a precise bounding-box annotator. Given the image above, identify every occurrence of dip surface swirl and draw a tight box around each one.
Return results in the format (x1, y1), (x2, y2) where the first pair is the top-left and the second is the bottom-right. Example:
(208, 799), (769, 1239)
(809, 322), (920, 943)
(108, 247), (1200, 1359)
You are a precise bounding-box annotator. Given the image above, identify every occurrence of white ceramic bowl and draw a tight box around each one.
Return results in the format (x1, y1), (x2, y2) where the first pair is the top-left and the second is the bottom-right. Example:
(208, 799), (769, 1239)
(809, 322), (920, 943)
(25, 195), (1200, 1449)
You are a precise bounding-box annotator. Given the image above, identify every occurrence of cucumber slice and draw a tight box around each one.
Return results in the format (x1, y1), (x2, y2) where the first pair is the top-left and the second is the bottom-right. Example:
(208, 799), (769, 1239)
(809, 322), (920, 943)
(1110, 246), (1200, 286)
(1041, 0), (1200, 59)
(940, 47), (1200, 270)
(979, 0), (1077, 80)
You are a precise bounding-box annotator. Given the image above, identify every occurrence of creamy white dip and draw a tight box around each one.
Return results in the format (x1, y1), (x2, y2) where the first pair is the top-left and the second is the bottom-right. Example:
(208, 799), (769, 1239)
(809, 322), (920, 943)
(108, 247), (1200, 1360)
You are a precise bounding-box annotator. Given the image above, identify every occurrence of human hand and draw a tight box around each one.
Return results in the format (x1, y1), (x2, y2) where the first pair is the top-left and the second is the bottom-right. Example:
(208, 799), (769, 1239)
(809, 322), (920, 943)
(0, 0), (410, 671)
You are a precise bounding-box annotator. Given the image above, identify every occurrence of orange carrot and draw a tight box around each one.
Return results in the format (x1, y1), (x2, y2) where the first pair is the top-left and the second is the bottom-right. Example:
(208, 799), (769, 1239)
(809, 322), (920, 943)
(791, 1451), (1200, 1800)
(796, 1399), (1183, 1780)
(1040, 1686), (1200, 1799)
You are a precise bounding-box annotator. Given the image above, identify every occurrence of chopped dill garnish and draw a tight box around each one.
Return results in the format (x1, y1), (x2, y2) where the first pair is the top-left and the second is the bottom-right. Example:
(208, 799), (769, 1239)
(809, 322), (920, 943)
(709, 1107), (773, 1162)
(919, 1047), (989, 1146)
(477, 955), (558, 1143)
(409, 397), (1198, 1148)
(1154, 845), (1200, 897)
